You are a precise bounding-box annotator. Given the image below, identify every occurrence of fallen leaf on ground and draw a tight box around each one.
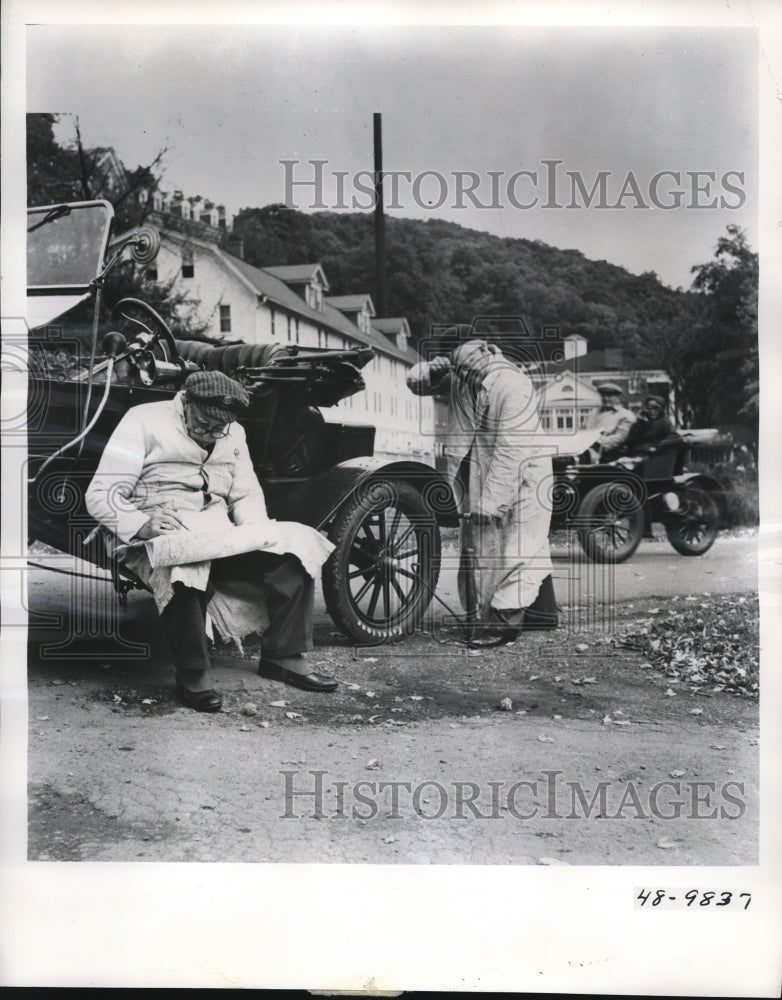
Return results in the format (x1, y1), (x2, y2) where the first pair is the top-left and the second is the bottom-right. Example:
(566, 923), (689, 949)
(285, 711), (305, 720)
(537, 734), (554, 743)
(499, 697), (513, 711)
(366, 758), (380, 769)
(670, 769), (686, 778)
(689, 708), (703, 716)
(409, 695), (423, 701)
(383, 835), (396, 844)
(269, 700), (287, 708)
(656, 837), (678, 849)
(710, 744), (726, 750)
(664, 688), (677, 697)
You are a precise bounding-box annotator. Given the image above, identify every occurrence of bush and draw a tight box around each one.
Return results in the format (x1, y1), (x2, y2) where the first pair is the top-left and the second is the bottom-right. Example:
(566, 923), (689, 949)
(688, 456), (758, 528)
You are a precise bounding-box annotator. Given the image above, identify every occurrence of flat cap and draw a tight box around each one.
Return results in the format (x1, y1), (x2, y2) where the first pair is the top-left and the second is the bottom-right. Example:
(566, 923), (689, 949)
(184, 370), (250, 424)
(597, 381), (623, 395)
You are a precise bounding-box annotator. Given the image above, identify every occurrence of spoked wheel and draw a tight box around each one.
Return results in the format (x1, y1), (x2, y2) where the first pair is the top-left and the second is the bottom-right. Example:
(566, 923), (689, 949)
(322, 479), (441, 643)
(577, 481), (644, 563)
(665, 485), (720, 556)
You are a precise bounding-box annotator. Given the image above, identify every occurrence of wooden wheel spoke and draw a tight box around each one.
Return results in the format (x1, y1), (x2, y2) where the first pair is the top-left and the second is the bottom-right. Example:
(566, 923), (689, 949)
(353, 572), (377, 604)
(381, 567), (391, 618)
(386, 507), (403, 549)
(367, 576), (384, 618)
(394, 523), (416, 550)
(389, 570), (409, 603)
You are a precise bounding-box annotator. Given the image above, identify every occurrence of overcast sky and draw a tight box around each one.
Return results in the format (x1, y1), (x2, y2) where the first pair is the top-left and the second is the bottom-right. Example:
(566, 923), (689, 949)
(27, 23), (758, 291)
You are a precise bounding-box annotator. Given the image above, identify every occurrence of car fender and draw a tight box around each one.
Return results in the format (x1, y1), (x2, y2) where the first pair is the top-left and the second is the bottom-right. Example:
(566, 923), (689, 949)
(672, 472), (728, 521)
(263, 458), (460, 529)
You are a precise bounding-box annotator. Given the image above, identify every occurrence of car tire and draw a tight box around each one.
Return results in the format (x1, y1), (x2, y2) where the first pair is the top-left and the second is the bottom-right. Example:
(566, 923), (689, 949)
(577, 481), (644, 564)
(665, 485), (720, 556)
(322, 478), (441, 644)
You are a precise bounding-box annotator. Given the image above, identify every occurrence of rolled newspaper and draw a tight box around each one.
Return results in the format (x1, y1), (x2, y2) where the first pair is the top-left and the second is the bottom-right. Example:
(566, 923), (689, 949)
(144, 520), (335, 579)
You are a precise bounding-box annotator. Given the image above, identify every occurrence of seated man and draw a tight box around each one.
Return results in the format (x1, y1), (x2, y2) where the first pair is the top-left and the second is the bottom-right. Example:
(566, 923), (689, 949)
(626, 395), (680, 452)
(587, 382), (636, 460)
(85, 370), (337, 713)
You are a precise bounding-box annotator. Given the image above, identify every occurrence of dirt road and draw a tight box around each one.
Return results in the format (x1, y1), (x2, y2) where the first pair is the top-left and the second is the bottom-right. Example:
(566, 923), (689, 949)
(26, 533), (759, 865)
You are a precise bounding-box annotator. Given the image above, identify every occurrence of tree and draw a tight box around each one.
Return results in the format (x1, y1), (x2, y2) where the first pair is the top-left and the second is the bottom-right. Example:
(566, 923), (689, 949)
(688, 226), (758, 435)
(27, 114), (205, 338)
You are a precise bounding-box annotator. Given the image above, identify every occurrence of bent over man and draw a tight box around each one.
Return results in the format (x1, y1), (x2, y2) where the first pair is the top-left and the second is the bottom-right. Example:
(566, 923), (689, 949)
(86, 370), (337, 712)
(407, 339), (557, 638)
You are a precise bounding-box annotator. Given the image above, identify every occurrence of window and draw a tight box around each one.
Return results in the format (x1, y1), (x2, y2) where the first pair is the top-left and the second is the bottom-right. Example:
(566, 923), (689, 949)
(181, 249), (194, 279)
(219, 304), (231, 334)
(541, 414), (551, 430)
(286, 315), (292, 342)
(270, 308), (276, 337)
(294, 318), (300, 344)
(556, 413), (574, 430)
(317, 328), (324, 348)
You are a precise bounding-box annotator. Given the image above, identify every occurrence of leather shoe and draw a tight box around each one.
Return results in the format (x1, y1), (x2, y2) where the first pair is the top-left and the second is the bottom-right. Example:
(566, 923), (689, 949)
(258, 660), (338, 692)
(175, 683), (223, 713)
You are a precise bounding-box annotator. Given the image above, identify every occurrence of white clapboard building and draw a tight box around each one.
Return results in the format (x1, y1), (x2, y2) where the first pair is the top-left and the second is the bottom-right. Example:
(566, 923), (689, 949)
(129, 216), (436, 463)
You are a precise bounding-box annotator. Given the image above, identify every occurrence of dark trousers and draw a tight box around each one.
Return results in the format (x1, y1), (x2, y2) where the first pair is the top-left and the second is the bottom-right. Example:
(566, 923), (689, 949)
(160, 552), (314, 678)
(491, 573), (558, 631)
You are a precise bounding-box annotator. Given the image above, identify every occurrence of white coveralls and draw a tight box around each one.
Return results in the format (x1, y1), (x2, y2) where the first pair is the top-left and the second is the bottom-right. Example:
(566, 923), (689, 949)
(407, 355), (554, 618)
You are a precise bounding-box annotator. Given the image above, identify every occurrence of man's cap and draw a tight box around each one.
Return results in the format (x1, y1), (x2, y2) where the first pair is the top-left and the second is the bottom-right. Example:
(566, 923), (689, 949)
(184, 370), (250, 424)
(644, 395), (665, 408)
(597, 381), (623, 396)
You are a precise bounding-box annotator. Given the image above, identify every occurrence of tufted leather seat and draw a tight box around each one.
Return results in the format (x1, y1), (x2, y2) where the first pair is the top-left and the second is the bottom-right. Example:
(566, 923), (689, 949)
(175, 340), (289, 375)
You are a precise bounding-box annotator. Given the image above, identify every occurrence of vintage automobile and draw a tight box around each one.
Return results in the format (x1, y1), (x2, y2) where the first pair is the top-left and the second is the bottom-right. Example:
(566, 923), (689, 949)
(25, 200), (459, 645)
(549, 429), (726, 564)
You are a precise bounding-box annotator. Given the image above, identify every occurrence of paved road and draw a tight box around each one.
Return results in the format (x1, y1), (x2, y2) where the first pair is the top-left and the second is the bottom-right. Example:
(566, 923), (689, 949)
(325, 533), (760, 632)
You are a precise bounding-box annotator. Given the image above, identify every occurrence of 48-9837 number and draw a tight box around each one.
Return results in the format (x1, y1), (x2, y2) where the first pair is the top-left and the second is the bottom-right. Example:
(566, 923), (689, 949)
(635, 889), (751, 910)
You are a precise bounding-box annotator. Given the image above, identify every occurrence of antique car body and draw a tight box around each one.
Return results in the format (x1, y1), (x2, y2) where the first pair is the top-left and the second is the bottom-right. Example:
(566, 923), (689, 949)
(550, 433), (726, 563)
(26, 200), (458, 645)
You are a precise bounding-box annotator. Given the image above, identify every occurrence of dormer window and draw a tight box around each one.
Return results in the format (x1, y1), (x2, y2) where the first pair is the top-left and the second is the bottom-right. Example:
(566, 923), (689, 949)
(182, 248), (194, 279)
(307, 283), (324, 311)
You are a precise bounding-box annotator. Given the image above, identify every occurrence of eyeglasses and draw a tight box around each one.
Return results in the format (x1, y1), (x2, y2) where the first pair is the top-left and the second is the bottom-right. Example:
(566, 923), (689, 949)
(185, 405), (230, 439)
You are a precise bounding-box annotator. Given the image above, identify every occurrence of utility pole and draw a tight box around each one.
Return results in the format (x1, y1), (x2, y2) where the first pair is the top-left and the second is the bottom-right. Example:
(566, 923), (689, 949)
(373, 112), (387, 318)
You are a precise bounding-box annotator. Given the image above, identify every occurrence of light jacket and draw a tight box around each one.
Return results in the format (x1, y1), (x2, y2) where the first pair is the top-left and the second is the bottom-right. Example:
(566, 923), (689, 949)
(85, 391), (268, 544)
(588, 403), (636, 453)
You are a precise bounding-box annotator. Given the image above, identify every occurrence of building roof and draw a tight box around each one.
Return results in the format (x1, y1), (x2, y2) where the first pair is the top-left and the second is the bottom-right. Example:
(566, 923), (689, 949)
(326, 293), (376, 315)
(265, 263), (329, 289)
(171, 231), (418, 365)
(549, 348), (637, 374)
(373, 317), (411, 337)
